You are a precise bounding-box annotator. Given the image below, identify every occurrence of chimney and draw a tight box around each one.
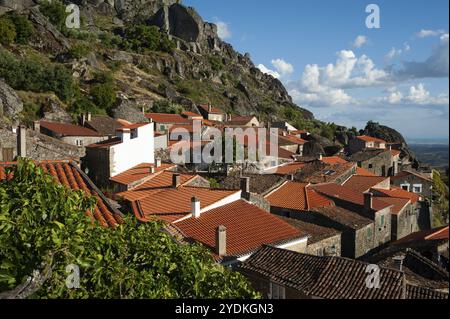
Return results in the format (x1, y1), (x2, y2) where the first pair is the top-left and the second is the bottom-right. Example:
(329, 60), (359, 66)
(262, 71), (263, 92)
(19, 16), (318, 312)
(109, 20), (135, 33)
(17, 125), (27, 158)
(289, 174), (295, 181)
(33, 121), (40, 132)
(141, 106), (145, 115)
(393, 255), (405, 271)
(191, 197), (201, 218)
(81, 114), (86, 126)
(118, 128), (131, 142)
(282, 131), (287, 137)
(172, 173), (181, 188)
(318, 153), (323, 161)
(228, 114), (232, 121)
(216, 225), (227, 257)
(156, 158), (162, 167)
(87, 112), (92, 122)
(364, 192), (373, 212)
(208, 104), (212, 113)
(150, 166), (156, 174)
(240, 176), (250, 194)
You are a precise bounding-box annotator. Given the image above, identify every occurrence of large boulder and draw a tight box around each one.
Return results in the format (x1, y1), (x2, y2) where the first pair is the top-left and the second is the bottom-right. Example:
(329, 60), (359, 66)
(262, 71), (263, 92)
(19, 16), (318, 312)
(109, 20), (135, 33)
(0, 0), (35, 16)
(112, 98), (149, 123)
(0, 79), (23, 124)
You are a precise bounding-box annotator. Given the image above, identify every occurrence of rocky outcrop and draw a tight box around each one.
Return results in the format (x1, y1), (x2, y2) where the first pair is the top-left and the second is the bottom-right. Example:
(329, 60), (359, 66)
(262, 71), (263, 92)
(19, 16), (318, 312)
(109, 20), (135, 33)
(41, 98), (73, 124)
(0, 79), (23, 125)
(303, 133), (342, 157)
(112, 98), (149, 123)
(0, 0), (35, 16)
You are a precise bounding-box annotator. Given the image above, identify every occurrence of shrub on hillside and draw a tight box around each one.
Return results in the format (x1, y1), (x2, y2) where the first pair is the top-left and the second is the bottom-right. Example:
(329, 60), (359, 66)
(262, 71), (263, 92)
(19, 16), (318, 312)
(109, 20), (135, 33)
(0, 18), (17, 45)
(8, 13), (34, 44)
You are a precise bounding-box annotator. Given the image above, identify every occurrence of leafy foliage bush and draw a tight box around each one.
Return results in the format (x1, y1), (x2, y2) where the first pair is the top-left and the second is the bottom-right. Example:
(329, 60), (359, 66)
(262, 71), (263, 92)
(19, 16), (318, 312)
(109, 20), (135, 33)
(0, 159), (259, 298)
(68, 44), (91, 60)
(0, 49), (76, 102)
(89, 72), (117, 110)
(152, 99), (184, 114)
(0, 18), (17, 45)
(38, 0), (67, 32)
(123, 25), (176, 53)
(7, 13), (34, 44)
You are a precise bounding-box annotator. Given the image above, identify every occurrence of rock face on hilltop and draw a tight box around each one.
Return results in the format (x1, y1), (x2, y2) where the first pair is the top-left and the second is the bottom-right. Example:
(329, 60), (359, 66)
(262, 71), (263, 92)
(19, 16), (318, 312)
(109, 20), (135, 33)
(0, 79), (23, 126)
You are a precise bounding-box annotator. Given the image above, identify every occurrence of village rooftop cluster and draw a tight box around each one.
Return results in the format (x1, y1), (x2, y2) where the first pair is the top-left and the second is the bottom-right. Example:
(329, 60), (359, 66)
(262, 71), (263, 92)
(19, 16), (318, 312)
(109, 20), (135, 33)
(0, 103), (448, 299)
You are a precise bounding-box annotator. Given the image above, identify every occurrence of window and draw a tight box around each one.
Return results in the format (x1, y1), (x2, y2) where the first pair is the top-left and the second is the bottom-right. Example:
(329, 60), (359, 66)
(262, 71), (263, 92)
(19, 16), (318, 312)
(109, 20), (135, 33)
(368, 164), (373, 169)
(401, 184), (410, 191)
(76, 139), (83, 147)
(380, 215), (385, 226)
(367, 228), (372, 240)
(269, 282), (285, 299)
(130, 129), (138, 139)
(413, 184), (422, 194)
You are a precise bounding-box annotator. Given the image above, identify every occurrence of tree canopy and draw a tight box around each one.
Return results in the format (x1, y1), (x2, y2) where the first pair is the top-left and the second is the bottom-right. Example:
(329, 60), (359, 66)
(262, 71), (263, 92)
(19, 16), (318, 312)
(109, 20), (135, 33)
(0, 159), (259, 299)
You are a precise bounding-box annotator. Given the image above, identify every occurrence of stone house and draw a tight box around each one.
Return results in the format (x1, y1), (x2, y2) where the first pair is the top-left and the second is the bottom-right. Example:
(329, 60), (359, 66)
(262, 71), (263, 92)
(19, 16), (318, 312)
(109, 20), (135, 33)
(238, 245), (446, 299)
(279, 217), (342, 257)
(144, 113), (191, 133)
(225, 115), (260, 127)
(349, 149), (397, 177)
(271, 121), (298, 132)
(312, 183), (392, 247)
(84, 123), (155, 187)
(38, 120), (108, 148)
(391, 170), (433, 201)
(0, 126), (83, 162)
(278, 132), (307, 156)
(198, 104), (225, 122)
(81, 113), (125, 137)
(348, 135), (387, 154)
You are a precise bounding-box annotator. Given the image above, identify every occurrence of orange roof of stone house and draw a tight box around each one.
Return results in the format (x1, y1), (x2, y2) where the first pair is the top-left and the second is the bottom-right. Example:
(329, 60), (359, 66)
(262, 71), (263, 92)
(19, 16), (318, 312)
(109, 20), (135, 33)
(144, 113), (191, 124)
(425, 226), (449, 240)
(343, 175), (390, 193)
(116, 171), (199, 201)
(0, 161), (123, 228)
(132, 187), (240, 223)
(391, 170), (433, 182)
(40, 121), (102, 137)
(274, 162), (307, 175)
(278, 133), (307, 145)
(373, 186), (420, 204)
(181, 111), (203, 118)
(390, 149), (401, 157)
(199, 104), (223, 114)
(355, 167), (377, 177)
(173, 199), (304, 261)
(116, 119), (132, 126)
(266, 181), (334, 212)
(377, 197), (410, 215)
(291, 130), (308, 135)
(357, 135), (387, 144)
(312, 183), (391, 212)
(321, 156), (348, 165)
(109, 162), (176, 187)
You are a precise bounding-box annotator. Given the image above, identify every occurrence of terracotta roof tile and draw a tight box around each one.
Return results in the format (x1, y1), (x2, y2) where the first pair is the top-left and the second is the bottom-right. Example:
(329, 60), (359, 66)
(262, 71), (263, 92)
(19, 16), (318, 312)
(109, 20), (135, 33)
(199, 104), (223, 114)
(144, 113), (191, 124)
(425, 226), (449, 241)
(110, 163), (176, 186)
(313, 183), (391, 212)
(356, 167), (377, 177)
(321, 156), (348, 165)
(226, 116), (258, 125)
(357, 135), (387, 144)
(134, 187), (240, 222)
(391, 170), (433, 182)
(406, 285), (449, 299)
(40, 121), (102, 137)
(373, 187), (420, 204)
(0, 161), (123, 228)
(86, 137), (122, 149)
(312, 205), (373, 229)
(393, 226), (449, 245)
(239, 245), (406, 299)
(181, 111), (203, 119)
(343, 175), (389, 193)
(174, 200), (304, 259)
(274, 162), (306, 175)
(377, 197), (410, 214)
(116, 171), (198, 201)
(278, 134), (307, 145)
(266, 181), (333, 211)
(391, 149), (401, 157)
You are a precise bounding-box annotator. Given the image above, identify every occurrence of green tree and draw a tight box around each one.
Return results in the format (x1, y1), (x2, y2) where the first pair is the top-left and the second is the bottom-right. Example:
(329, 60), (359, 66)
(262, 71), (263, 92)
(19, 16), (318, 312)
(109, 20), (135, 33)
(39, 0), (67, 32)
(0, 158), (259, 299)
(8, 13), (34, 44)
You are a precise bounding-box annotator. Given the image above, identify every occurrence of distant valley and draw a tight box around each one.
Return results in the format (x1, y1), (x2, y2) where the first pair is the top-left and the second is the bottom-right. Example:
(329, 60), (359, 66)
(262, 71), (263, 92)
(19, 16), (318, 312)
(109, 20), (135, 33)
(409, 143), (449, 170)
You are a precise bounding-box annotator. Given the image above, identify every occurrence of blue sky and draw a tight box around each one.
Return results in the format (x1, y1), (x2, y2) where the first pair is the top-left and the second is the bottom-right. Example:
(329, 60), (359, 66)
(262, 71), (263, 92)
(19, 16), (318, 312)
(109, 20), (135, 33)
(183, 0), (449, 142)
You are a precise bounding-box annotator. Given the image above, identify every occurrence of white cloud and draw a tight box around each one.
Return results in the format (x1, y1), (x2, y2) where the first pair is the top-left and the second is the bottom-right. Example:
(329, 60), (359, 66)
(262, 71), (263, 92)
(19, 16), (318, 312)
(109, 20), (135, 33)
(416, 29), (445, 38)
(271, 59), (294, 76)
(214, 20), (231, 40)
(380, 84), (448, 105)
(385, 43), (411, 61)
(352, 35), (367, 48)
(258, 59), (294, 79)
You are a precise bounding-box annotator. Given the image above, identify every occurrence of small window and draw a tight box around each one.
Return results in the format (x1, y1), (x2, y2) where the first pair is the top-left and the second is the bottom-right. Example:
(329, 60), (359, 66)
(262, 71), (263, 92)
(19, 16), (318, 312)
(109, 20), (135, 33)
(269, 282), (285, 299)
(76, 139), (83, 147)
(367, 228), (372, 240)
(380, 215), (385, 226)
(368, 164), (373, 169)
(413, 184), (422, 194)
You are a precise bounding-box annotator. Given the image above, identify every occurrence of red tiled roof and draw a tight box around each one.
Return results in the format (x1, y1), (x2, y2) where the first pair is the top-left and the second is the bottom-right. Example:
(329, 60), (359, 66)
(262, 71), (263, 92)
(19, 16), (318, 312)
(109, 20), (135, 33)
(291, 130), (308, 135)
(357, 135), (387, 144)
(169, 124), (195, 134)
(181, 111), (203, 118)
(266, 182), (334, 211)
(133, 187), (240, 222)
(391, 170), (433, 182)
(0, 161), (123, 227)
(356, 167), (377, 177)
(312, 183), (391, 212)
(391, 149), (401, 157)
(321, 156), (348, 165)
(110, 163), (176, 186)
(274, 162), (307, 175)
(279, 133), (307, 145)
(40, 121), (101, 137)
(377, 197), (410, 214)
(425, 226), (449, 240)
(226, 116), (258, 125)
(145, 113), (191, 124)
(373, 187), (420, 204)
(119, 123), (149, 130)
(86, 137), (122, 149)
(174, 200), (303, 259)
(343, 175), (389, 193)
(199, 104), (223, 114)
(117, 171), (198, 201)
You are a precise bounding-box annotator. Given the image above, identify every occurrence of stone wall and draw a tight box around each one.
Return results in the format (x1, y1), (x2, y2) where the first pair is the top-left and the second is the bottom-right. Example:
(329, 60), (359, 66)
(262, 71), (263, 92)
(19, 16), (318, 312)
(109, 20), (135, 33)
(359, 151), (394, 177)
(353, 224), (375, 258)
(374, 207), (392, 246)
(306, 233), (342, 257)
(391, 174), (433, 200)
(392, 203), (419, 241)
